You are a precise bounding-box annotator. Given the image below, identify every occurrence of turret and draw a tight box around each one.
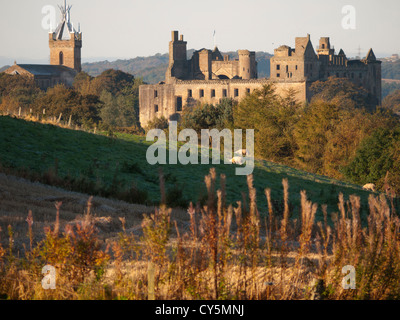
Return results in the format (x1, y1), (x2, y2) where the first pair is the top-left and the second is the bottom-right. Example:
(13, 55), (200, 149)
(49, 0), (82, 72)
(317, 37), (332, 55)
(238, 50), (257, 80)
(165, 31), (188, 82)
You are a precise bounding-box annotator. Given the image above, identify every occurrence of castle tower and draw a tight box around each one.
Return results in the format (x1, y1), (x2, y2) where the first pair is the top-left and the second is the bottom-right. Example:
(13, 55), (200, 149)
(238, 50), (257, 80)
(363, 48), (382, 105)
(317, 37), (332, 56)
(49, 0), (82, 72)
(198, 49), (212, 80)
(165, 31), (188, 83)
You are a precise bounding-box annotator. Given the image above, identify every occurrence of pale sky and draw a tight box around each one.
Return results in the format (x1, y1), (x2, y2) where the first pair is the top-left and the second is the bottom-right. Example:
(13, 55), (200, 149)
(0, 0), (399, 65)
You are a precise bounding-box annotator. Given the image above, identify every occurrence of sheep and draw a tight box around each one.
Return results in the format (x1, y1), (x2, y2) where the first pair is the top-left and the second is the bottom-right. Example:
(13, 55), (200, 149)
(362, 183), (376, 192)
(230, 156), (245, 165)
(234, 149), (249, 157)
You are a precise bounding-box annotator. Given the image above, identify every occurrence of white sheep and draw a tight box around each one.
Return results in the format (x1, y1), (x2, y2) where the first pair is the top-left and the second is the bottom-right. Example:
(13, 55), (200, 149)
(230, 156), (245, 165)
(362, 183), (376, 192)
(234, 149), (249, 157)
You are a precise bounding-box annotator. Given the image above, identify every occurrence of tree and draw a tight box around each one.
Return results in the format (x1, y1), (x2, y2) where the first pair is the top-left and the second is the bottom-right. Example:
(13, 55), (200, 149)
(91, 69), (135, 96)
(179, 99), (235, 132)
(234, 84), (301, 162)
(94, 70), (141, 129)
(99, 90), (138, 128)
(382, 89), (400, 114)
(309, 77), (374, 111)
(322, 109), (379, 178)
(0, 73), (41, 113)
(33, 84), (100, 126)
(293, 101), (340, 173)
(73, 71), (94, 96)
(343, 127), (400, 192)
(145, 116), (169, 132)
(75, 94), (101, 126)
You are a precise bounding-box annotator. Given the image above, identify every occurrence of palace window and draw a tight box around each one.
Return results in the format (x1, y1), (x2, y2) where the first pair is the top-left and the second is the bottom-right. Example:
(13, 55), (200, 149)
(188, 89), (192, 98)
(276, 64), (280, 70)
(211, 89), (215, 98)
(176, 96), (182, 111)
(154, 105), (159, 113)
(154, 90), (158, 98)
(222, 89), (227, 97)
(199, 89), (204, 98)
(59, 52), (64, 65)
(234, 89), (239, 97)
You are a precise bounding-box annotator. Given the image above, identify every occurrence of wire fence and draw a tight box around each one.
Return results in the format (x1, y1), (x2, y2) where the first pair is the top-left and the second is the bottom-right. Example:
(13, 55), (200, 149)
(0, 108), (99, 134)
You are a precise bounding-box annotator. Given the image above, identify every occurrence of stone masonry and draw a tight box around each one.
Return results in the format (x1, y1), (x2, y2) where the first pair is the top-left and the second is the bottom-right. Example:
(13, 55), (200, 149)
(139, 31), (382, 128)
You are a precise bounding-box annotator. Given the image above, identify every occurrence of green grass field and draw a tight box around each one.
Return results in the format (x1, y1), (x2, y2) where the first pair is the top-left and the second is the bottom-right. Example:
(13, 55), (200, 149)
(0, 116), (374, 221)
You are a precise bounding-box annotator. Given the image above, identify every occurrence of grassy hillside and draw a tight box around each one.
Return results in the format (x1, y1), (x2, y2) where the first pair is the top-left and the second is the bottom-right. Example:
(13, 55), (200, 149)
(0, 116), (375, 221)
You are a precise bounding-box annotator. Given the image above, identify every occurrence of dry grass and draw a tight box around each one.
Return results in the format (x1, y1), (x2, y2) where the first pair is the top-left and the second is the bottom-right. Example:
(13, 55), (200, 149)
(0, 172), (188, 249)
(1, 169), (400, 300)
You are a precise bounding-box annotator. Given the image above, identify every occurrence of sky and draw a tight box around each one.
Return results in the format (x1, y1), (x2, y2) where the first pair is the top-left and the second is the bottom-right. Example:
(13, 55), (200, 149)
(0, 0), (399, 65)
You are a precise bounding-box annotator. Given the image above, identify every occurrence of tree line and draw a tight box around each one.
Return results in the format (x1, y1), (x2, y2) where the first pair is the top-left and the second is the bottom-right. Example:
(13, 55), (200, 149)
(0, 69), (143, 131)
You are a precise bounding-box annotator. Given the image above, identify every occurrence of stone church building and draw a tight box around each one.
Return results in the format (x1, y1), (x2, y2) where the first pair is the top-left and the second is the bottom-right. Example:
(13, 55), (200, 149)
(139, 31), (381, 128)
(4, 1), (82, 90)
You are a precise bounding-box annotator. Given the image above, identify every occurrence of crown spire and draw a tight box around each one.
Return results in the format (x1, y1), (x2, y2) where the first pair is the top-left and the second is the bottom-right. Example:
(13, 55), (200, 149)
(54, 0), (75, 40)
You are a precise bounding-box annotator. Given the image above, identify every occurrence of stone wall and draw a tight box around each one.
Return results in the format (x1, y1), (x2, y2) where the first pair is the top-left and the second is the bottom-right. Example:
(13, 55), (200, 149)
(49, 33), (82, 72)
(139, 79), (307, 128)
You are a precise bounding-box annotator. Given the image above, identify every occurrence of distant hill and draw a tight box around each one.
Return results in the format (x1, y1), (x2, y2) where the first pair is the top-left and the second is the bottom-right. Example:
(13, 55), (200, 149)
(382, 59), (400, 80)
(82, 50), (272, 84)
(0, 65), (10, 73)
(82, 53), (169, 83)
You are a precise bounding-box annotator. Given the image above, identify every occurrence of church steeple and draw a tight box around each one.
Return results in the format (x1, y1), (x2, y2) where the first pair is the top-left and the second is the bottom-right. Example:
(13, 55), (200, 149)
(53, 0), (79, 40)
(49, 0), (82, 72)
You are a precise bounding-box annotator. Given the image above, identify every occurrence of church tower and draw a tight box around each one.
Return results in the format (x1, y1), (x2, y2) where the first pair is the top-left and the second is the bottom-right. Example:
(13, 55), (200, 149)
(49, 0), (82, 72)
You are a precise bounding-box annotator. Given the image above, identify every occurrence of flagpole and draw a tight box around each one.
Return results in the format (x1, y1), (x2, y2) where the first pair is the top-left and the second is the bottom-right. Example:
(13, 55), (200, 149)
(213, 30), (216, 48)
